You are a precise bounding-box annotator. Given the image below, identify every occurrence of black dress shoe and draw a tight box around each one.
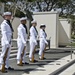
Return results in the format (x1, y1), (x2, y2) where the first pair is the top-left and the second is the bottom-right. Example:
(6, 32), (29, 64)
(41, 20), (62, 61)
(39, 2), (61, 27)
(33, 60), (38, 62)
(5, 67), (8, 70)
(8, 67), (14, 70)
(22, 62), (29, 65)
(43, 57), (46, 59)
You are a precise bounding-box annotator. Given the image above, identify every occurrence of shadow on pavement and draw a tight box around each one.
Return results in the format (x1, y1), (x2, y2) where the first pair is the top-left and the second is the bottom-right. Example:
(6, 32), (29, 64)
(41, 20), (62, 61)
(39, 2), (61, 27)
(8, 68), (45, 74)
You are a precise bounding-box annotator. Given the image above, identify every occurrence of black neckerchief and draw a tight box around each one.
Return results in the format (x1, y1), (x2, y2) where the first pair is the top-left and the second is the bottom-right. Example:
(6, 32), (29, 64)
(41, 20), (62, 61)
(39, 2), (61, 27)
(34, 26), (38, 34)
(6, 20), (14, 32)
(43, 29), (47, 37)
(22, 24), (28, 34)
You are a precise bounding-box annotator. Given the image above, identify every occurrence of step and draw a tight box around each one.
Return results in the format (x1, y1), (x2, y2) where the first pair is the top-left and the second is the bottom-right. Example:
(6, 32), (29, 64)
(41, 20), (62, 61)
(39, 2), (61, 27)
(0, 47), (18, 51)
(10, 49), (18, 54)
(9, 53), (17, 59)
(0, 47), (18, 59)
(0, 47), (48, 59)
(9, 51), (29, 59)
(59, 63), (75, 75)
(0, 49), (29, 59)
(0, 49), (17, 54)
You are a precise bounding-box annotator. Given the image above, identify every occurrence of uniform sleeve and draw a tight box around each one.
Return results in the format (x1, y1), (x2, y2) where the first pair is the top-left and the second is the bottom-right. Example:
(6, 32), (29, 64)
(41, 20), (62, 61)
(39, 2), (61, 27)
(1, 24), (9, 45)
(40, 30), (48, 45)
(19, 28), (26, 44)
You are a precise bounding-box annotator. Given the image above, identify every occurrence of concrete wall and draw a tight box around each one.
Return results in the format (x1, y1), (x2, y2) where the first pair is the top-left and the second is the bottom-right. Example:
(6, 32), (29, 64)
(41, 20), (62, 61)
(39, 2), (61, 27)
(58, 19), (71, 46)
(12, 18), (20, 39)
(33, 12), (59, 48)
(0, 16), (4, 40)
(0, 16), (4, 24)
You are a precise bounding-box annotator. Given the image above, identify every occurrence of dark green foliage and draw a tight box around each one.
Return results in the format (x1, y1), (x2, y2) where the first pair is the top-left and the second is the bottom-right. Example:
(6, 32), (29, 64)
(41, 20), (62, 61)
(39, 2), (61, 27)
(15, 9), (26, 18)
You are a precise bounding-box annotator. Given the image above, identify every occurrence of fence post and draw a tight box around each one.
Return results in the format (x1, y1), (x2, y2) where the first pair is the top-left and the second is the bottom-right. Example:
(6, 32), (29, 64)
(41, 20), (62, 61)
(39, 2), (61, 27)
(49, 37), (51, 50)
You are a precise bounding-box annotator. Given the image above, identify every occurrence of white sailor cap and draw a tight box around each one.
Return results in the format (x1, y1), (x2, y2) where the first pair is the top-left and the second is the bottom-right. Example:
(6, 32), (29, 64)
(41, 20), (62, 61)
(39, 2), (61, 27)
(20, 17), (27, 21)
(3, 12), (11, 16)
(40, 24), (46, 27)
(31, 20), (37, 24)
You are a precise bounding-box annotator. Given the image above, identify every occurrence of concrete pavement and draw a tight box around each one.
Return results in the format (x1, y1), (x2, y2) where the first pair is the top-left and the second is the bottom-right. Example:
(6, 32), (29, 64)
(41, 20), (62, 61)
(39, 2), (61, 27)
(22, 53), (75, 75)
(0, 49), (73, 75)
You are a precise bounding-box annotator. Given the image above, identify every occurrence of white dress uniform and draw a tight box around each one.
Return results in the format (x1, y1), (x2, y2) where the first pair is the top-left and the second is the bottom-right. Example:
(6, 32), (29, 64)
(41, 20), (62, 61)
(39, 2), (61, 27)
(17, 24), (27, 64)
(29, 26), (38, 59)
(0, 20), (12, 68)
(39, 29), (48, 58)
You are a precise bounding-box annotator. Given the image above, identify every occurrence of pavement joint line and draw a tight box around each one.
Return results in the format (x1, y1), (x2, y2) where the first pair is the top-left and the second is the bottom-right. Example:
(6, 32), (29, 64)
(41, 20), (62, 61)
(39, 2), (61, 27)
(22, 54), (75, 75)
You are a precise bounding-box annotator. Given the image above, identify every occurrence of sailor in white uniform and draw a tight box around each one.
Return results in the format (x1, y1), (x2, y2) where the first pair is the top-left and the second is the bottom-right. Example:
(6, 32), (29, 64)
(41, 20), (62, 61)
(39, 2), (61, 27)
(29, 20), (38, 62)
(0, 12), (14, 72)
(39, 24), (48, 60)
(17, 17), (29, 66)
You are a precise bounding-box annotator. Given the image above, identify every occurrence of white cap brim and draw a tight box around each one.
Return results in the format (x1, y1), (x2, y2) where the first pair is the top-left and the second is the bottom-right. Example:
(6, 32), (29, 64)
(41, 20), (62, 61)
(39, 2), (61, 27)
(31, 20), (37, 24)
(3, 12), (11, 16)
(20, 17), (27, 21)
(40, 24), (46, 26)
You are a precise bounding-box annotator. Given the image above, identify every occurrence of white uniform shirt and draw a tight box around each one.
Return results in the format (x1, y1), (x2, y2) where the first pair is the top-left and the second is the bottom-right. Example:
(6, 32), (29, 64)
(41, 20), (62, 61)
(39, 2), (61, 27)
(1, 20), (12, 46)
(30, 26), (38, 43)
(40, 29), (48, 44)
(30, 26), (38, 39)
(17, 24), (27, 45)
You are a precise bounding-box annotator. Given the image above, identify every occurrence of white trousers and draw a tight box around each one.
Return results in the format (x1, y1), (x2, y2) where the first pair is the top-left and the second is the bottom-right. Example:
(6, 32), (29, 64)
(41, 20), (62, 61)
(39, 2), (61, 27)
(0, 44), (11, 68)
(39, 41), (45, 57)
(17, 43), (26, 64)
(29, 41), (36, 59)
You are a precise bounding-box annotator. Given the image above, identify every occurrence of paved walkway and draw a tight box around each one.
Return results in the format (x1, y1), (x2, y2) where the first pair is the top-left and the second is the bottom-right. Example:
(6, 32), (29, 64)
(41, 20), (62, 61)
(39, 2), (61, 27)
(0, 49), (74, 75)
(22, 54), (75, 75)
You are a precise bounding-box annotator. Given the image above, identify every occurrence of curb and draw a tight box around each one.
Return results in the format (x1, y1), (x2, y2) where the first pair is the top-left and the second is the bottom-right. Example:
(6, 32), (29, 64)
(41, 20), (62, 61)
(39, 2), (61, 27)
(49, 59), (75, 75)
